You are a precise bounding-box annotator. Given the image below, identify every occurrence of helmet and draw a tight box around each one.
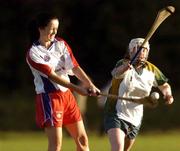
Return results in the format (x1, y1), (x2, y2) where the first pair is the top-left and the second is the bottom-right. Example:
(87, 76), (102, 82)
(128, 38), (150, 63)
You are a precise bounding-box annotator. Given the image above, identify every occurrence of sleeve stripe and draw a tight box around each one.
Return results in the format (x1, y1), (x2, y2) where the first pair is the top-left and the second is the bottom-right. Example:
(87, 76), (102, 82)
(66, 46), (79, 67)
(26, 51), (52, 76)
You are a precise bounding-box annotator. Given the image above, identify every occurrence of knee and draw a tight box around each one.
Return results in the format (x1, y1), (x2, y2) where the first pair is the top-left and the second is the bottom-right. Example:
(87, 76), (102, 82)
(77, 135), (89, 151)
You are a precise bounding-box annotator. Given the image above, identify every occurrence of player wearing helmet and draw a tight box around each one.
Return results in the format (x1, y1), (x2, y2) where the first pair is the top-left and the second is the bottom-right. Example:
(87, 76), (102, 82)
(128, 38), (150, 63)
(104, 38), (174, 151)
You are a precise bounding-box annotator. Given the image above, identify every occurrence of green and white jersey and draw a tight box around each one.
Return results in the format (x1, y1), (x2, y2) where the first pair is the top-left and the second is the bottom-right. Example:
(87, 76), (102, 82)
(104, 59), (168, 127)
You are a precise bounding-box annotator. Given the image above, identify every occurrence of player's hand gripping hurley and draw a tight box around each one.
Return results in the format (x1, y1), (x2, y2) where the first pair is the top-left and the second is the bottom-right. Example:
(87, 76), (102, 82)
(130, 6), (175, 65)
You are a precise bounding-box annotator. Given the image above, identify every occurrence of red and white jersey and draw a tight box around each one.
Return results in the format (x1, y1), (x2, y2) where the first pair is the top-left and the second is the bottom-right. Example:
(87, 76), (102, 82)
(26, 38), (79, 94)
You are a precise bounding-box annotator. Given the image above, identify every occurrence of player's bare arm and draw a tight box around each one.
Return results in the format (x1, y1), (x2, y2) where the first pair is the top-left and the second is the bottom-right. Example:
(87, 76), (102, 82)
(158, 82), (174, 105)
(48, 70), (89, 96)
(72, 66), (100, 96)
(111, 61), (131, 79)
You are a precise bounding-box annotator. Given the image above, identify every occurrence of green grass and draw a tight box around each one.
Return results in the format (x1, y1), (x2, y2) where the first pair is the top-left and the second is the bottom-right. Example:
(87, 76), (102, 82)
(0, 131), (180, 151)
(133, 131), (180, 151)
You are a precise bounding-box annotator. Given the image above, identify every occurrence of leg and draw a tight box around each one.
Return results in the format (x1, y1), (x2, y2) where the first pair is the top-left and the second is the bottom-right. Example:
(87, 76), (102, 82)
(45, 126), (62, 151)
(124, 137), (136, 151)
(107, 128), (126, 151)
(65, 120), (89, 151)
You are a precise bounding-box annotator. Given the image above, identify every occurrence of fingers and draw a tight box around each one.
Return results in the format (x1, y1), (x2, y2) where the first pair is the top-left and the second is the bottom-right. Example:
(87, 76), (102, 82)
(75, 83), (100, 96)
(147, 94), (173, 107)
(164, 95), (174, 105)
(87, 87), (100, 96)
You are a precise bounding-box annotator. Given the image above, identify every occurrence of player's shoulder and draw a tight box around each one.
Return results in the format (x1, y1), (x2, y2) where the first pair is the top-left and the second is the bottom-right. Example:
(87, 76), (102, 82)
(55, 37), (71, 48)
(144, 61), (160, 72)
(55, 37), (68, 44)
(55, 37), (65, 42)
(28, 42), (38, 55)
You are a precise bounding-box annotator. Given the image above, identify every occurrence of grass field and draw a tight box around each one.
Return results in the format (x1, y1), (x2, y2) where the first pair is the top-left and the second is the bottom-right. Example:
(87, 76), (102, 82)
(0, 130), (180, 151)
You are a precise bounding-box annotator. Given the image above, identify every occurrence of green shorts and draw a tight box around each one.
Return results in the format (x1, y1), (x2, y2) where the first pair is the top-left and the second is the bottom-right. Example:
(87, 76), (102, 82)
(104, 114), (141, 139)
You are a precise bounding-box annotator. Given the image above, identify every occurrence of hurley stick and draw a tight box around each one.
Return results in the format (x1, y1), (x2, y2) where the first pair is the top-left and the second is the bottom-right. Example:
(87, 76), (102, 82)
(130, 6), (175, 65)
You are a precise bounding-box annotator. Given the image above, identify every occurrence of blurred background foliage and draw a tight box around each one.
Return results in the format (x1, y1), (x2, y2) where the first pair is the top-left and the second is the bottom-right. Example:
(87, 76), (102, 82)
(0, 0), (179, 132)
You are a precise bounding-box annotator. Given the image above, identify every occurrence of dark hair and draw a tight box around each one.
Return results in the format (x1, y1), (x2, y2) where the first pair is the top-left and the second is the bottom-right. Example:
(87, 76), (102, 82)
(28, 12), (58, 44)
